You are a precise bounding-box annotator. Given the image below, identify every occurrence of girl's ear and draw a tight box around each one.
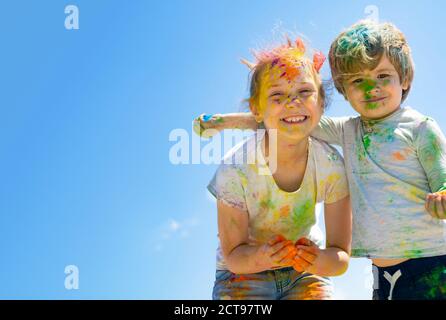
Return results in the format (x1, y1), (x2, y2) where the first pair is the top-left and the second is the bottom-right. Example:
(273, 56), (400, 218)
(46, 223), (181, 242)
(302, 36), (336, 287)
(249, 101), (263, 123)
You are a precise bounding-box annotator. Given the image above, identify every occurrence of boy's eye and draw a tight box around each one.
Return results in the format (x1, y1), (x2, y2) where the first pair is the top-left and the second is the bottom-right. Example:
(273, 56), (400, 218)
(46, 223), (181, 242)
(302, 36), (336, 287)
(352, 78), (363, 84)
(378, 74), (390, 79)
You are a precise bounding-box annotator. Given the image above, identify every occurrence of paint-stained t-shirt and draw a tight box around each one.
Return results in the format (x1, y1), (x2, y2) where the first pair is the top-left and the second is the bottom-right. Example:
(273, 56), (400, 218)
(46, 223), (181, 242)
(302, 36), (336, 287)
(312, 107), (446, 259)
(208, 133), (349, 270)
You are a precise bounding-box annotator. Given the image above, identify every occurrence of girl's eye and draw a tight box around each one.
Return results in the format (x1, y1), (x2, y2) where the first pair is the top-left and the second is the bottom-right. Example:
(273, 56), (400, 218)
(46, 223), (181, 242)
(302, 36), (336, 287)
(299, 89), (314, 95)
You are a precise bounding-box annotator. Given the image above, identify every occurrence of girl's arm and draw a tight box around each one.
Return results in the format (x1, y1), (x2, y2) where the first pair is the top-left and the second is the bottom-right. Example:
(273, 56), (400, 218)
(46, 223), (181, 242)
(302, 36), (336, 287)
(294, 195), (352, 277)
(193, 112), (350, 146)
(217, 200), (296, 274)
(193, 113), (258, 138)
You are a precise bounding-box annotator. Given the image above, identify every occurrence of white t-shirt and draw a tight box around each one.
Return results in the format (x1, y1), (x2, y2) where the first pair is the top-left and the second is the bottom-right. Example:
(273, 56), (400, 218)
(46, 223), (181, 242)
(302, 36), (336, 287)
(208, 132), (349, 270)
(313, 107), (446, 258)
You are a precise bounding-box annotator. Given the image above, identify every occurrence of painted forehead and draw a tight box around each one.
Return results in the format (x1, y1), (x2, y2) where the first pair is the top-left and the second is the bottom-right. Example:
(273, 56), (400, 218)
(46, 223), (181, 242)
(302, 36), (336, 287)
(262, 58), (315, 84)
(347, 56), (398, 78)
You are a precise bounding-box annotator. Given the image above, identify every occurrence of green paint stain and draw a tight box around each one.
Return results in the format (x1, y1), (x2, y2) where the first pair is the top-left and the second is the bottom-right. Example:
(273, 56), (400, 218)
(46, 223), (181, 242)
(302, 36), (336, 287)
(260, 199), (276, 210)
(291, 199), (314, 229)
(415, 266), (446, 299)
(328, 153), (339, 161)
(214, 116), (224, 124)
(358, 79), (377, 100)
(365, 102), (378, 110)
(363, 134), (371, 152)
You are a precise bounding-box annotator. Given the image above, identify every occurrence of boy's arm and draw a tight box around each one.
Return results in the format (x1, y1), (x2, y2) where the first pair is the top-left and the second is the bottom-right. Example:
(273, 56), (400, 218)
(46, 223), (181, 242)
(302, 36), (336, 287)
(416, 118), (446, 219)
(193, 112), (258, 138)
(310, 116), (349, 146)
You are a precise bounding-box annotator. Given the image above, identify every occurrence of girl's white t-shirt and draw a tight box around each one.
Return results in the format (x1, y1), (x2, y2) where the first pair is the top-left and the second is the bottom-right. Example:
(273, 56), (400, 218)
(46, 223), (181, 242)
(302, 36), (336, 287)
(208, 133), (349, 270)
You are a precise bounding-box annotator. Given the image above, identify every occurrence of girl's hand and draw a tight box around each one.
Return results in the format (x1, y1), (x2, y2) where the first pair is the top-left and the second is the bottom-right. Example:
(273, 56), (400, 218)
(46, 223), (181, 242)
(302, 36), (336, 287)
(293, 237), (321, 273)
(255, 235), (298, 270)
(425, 191), (446, 219)
(192, 113), (223, 138)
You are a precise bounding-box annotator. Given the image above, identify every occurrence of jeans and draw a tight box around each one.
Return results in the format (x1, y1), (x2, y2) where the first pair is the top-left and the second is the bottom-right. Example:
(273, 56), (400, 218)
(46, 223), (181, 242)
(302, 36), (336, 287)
(212, 267), (333, 300)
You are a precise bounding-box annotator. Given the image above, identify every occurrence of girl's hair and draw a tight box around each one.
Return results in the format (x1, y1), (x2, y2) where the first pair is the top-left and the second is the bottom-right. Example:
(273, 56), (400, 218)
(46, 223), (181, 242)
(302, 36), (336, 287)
(329, 20), (414, 102)
(242, 37), (330, 111)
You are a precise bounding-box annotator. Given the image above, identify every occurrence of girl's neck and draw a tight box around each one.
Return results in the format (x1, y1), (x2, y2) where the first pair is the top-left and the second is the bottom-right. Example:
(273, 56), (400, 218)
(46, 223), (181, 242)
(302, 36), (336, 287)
(264, 131), (309, 166)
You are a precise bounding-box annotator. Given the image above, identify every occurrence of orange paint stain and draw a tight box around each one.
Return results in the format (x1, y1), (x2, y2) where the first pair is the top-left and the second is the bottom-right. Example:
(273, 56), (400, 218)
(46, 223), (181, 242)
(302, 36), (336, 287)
(230, 275), (257, 283)
(280, 205), (291, 217)
(392, 151), (405, 161)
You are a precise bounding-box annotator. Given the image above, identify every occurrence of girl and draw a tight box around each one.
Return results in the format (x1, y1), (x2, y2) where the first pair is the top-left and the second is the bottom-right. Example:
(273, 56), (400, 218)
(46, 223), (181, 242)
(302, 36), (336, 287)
(207, 38), (352, 300)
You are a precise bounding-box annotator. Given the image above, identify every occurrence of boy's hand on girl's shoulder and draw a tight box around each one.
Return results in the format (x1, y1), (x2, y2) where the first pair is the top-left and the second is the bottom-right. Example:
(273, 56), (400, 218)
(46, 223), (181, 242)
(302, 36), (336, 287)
(293, 237), (320, 273)
(425, 191), (446, 219)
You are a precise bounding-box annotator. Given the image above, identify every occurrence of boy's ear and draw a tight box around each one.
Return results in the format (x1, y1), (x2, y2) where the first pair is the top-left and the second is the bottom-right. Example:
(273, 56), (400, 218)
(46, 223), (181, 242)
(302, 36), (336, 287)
(401, 78), (410, 91)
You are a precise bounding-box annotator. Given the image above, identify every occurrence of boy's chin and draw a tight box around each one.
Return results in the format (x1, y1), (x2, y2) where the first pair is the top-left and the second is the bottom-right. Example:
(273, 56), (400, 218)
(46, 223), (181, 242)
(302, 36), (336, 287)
(358, 105), (401, 121)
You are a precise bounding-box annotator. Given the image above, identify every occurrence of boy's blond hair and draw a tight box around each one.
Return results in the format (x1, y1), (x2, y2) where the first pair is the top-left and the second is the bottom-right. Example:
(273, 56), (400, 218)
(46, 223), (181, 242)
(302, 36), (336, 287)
(329, 20), (414, 102)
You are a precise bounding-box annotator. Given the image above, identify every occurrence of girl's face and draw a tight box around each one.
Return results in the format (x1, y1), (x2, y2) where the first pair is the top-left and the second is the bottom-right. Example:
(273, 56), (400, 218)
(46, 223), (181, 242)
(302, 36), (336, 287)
(253, 61), (323, 141)
(342, 55), (408, 120)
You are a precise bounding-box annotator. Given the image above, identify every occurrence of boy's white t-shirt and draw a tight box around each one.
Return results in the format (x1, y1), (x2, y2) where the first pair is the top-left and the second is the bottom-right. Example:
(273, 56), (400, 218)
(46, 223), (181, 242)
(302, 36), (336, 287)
(208, 132), (349, 270)
(312, 107), (446, 259)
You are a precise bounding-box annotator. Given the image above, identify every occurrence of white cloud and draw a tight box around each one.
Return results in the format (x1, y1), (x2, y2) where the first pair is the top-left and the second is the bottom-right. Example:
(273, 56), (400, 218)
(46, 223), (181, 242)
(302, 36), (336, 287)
(152, 216), (200, 252)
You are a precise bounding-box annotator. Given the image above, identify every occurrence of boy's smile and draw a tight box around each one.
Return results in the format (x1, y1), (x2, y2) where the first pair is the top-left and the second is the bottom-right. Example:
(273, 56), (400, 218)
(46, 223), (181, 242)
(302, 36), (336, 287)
(343, 55), (409, 120)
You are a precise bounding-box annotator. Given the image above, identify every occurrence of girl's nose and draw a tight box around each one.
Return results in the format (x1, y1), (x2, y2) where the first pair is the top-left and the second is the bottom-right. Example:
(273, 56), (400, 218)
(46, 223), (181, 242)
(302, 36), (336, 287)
(285, 95), (302, 109)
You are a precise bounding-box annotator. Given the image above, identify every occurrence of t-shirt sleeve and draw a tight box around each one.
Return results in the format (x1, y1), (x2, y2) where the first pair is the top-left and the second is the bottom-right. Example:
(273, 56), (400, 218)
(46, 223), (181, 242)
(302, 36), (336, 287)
(207, 164), (248, 211)
(320, 149), (350, 204)
(415, 118), (446, 192)
(311, 116), (349, 146)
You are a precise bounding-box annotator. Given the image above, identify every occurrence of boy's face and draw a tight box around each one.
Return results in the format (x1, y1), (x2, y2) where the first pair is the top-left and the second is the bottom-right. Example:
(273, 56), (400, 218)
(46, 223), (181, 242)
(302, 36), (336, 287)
(343, 55), (408, 120)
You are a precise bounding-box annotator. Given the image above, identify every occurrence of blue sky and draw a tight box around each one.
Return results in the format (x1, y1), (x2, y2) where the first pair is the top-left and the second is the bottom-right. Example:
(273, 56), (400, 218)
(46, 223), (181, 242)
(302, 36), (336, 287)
(0, 0), (445, 299)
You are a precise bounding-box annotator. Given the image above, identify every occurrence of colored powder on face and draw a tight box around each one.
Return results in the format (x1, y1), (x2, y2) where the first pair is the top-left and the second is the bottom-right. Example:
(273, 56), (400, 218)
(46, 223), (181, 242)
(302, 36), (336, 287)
(365, 102), (379, 110)
(358, 78), (377, 100)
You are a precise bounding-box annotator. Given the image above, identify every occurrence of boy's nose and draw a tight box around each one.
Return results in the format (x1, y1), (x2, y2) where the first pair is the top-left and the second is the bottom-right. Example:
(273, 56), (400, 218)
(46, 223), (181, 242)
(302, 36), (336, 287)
(366, 86), (381, 96)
